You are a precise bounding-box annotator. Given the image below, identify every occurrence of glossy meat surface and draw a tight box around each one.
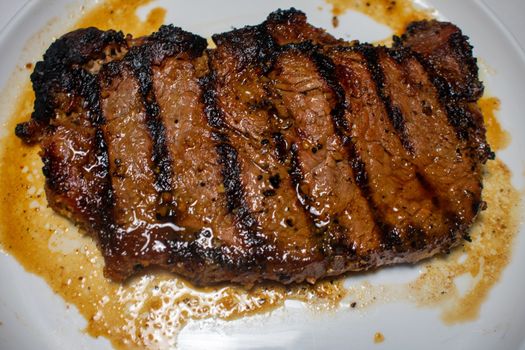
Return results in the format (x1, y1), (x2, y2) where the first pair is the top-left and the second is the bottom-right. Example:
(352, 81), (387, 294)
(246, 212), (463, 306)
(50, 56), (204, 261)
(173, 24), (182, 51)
(15, 9), (490, 285)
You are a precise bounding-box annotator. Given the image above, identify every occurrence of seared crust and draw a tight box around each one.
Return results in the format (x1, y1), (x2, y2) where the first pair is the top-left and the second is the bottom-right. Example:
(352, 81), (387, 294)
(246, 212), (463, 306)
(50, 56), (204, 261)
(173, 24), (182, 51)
(15, 9), (489, 286)
(394, 20), (491, 163)
(15, 27), (127, 143)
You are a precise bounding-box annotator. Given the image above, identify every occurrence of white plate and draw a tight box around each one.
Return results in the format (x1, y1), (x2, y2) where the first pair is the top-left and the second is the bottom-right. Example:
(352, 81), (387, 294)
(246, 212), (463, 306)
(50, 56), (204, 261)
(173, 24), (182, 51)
(0, 1), (524, 349)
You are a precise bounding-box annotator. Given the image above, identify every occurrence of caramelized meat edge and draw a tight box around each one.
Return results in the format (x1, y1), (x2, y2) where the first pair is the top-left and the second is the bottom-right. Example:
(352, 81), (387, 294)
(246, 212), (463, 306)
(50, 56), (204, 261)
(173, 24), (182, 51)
(15, 9), (489, 285)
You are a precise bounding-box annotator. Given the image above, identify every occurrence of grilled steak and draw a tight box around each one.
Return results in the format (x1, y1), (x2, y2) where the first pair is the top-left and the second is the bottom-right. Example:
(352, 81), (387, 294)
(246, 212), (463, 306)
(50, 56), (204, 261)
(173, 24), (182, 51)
(15, 9), (491, 286)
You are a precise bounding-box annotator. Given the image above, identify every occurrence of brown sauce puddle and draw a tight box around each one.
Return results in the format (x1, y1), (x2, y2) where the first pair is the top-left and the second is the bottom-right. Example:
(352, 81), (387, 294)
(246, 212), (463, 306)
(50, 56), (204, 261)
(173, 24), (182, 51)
(0, 0), (521, 348)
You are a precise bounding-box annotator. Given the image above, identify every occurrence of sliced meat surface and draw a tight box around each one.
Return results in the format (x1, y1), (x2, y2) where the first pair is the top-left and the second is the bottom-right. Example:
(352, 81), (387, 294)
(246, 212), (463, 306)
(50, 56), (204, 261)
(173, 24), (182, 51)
(267, 45), (383, 268)
(328, 47), (451, 256)
(15, 9), (490, 286)
(375, 48), (482, 227)
(395, 20), (491, 163)
(209, 25), (324, 283)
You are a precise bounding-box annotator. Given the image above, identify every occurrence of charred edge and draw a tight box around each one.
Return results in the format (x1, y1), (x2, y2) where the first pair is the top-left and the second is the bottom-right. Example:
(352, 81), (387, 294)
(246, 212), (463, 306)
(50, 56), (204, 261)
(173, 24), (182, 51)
(30, 28), (126, 124)
(15, 120), (45, 143)
(271, 41), (316, 63)
(446, 103), (492, 163)
(409, 51), (474, 139)
(406, 50), (492, 161)
(265, 7), (306, 24)
(14, 123), (30, 140)
(264, 8), (339, 47)
(147, 25), (208, 64)
(446, 212), (467, 245)
(165, 217), (255, 279)
(126, 47), (173, 197)
(406, 226), (426, 250)
(360, 45), (414, 154)
(40, 151), (56, 190)
(75, 69), (106, 125)
(100, 61), (123, 86)
(16, 28), (126, 143)
(447, 31), (484, 100)
(212, 21), (277, 73)
(215, 142), (266, 254)
(397, 22), (483, 101)
(400, 39), (482, 139)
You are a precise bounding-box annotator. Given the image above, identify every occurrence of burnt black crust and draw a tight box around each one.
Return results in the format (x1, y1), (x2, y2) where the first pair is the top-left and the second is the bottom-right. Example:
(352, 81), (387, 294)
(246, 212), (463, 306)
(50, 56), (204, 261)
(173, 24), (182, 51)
(66, 67), (118, 251)
(34, 44), (119, 254)
(165, 227), (261, 280)
(146, 24), (208, 64)
(16, 27), (126, 143)
(265, 7), (305, 24)
(212, 22), (276, 72)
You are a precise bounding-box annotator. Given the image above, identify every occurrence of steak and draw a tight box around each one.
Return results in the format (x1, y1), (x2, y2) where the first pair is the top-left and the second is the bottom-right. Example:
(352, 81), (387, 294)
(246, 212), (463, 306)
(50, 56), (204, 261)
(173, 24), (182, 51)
(15, 9), (491, 286)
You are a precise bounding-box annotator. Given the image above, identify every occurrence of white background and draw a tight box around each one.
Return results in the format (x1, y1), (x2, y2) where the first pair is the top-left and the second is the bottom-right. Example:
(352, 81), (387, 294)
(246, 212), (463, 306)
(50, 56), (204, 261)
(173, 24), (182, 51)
(0, 0), (525, 51)
(0, 1), (524, 51)
(0, 1), (524, 350)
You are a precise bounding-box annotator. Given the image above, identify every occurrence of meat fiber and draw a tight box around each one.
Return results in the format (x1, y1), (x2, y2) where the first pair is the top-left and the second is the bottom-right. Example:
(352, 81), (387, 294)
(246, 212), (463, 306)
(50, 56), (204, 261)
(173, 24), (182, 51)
(15, 9), (491, 286)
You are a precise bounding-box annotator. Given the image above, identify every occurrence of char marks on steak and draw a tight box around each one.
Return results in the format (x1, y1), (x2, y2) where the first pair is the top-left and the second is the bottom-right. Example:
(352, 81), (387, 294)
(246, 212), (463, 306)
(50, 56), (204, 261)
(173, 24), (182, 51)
(16, 9), (491, 286)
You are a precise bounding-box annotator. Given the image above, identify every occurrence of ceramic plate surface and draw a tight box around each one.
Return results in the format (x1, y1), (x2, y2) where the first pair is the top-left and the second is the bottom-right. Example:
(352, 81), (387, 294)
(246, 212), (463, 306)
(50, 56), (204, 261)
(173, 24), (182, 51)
(0, 1), (524, 349)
